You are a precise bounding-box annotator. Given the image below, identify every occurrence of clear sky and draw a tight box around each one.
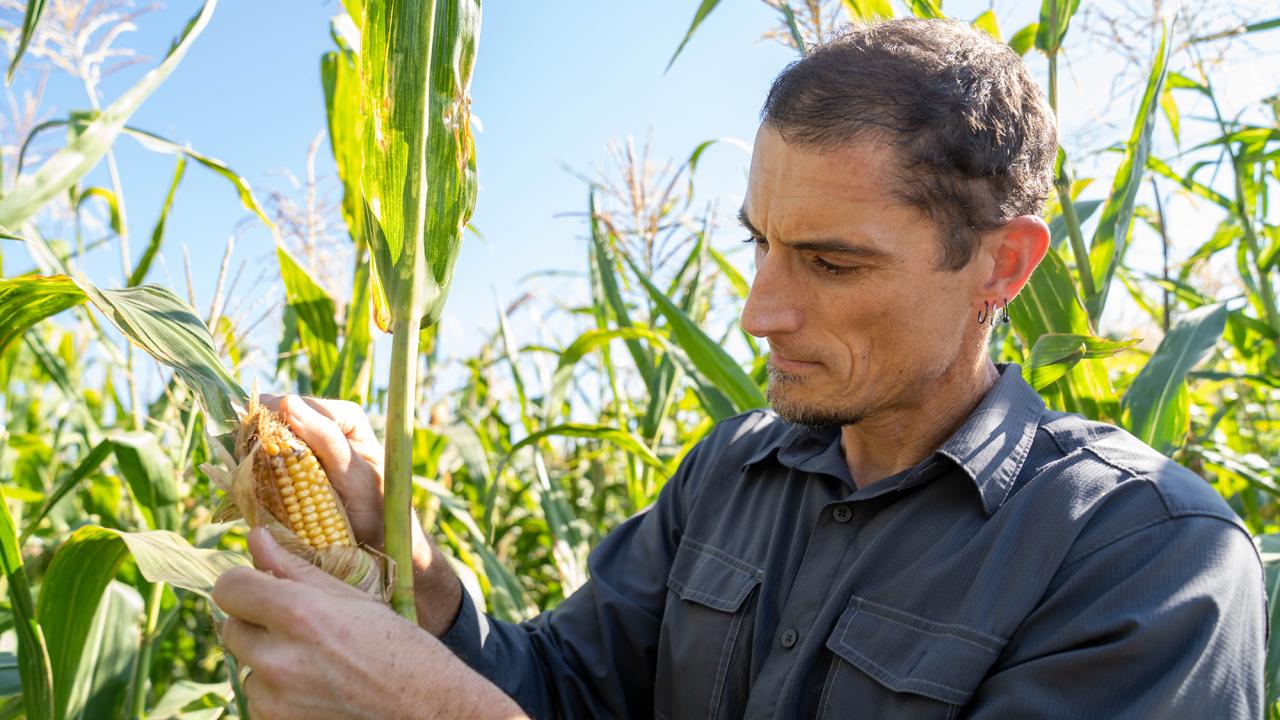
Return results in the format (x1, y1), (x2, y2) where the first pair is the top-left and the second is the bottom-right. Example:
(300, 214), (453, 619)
(5, 0), (1278, 392)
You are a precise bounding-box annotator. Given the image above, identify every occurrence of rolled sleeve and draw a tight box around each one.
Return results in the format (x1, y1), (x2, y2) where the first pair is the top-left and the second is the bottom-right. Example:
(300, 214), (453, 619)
(964, 514), (1266, 719)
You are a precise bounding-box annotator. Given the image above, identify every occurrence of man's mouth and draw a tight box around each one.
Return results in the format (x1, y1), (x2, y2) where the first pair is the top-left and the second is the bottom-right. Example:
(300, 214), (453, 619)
(769, 348), (821, 374)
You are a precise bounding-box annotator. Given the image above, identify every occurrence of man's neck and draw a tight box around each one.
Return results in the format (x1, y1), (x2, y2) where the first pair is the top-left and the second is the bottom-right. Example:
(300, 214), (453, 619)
(840, 357), (1001, 490)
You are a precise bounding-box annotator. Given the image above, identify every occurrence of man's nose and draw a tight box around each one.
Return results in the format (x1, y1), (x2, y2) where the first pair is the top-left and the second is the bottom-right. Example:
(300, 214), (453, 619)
(740, 255), (803, 338)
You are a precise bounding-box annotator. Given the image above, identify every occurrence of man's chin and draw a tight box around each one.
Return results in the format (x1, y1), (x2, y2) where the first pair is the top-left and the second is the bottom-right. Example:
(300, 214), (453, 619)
(766, 385), (864, 428)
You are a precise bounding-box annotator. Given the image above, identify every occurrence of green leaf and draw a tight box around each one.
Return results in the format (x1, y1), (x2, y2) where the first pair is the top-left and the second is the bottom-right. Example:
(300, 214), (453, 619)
(36, 526), (132, 720)
(666, 0), (722, 72)
(0, 0), (216, 230)
(589, 197), (656, 387)
(360, 0), (481, 328)
(543, 327), (667, 426)
(145, 680), (232, 719)
(324, 255), (375, 404)
(1009, 250), (1118, 418)
(502, 424), (668, 479)
(20, 440), (112, 544)
(841, 0), (893, 20)
(1024, 333), (1140, 390)
(6, 0), (46, 85)
(111, 529), (248, 598)
(1008, 22), (1039, 56)
(73, 279), (247, 436)
(1122, 302), (1227, 455)
(322, 43), (364, 245)
(1034, 0), (1081, 54)
(778, 3), (806, 53)
(0, 485), (53, 720)
(1191, 15), (1280, 43)
(128, 157), (186, 287)
(110, 432), (181, 533)
(972, 10), (1002, 40)
(0, 275), (87, 356)
(63, 582), (141, 720)
(276, 245), (339, 389)
(623, 254), (765, 413)
(908, 0), (944, 19)
(75, 187), (123, 237)
(1256, 532), (1280, 708)
(1086, 24), (1169, 322)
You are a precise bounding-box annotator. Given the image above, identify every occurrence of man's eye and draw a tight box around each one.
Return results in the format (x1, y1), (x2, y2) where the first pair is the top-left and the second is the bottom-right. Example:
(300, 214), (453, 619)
(814, 257), (861, 276)
(742, 236), (768, 250)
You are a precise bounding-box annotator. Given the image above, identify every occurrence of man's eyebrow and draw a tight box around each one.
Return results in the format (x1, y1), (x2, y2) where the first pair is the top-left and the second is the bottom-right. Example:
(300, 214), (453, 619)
(736, 207), (891, 260)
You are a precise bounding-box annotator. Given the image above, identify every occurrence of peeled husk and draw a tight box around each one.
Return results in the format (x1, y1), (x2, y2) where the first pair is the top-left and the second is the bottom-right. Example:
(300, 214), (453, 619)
(201, 398), (394, 601)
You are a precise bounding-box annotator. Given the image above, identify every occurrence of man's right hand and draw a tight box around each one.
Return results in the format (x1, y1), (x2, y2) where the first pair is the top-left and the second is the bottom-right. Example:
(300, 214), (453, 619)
(260, 394), (464, 636)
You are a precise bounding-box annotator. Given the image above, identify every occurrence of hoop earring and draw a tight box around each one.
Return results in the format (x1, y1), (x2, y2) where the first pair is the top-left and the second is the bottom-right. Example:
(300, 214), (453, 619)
(977, 300), (990, 326)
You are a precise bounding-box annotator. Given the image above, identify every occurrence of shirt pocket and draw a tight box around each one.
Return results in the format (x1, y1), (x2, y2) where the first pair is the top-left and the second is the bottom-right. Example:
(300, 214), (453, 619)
(654, 537), (763, 720)
(816, 596), (1007, 720)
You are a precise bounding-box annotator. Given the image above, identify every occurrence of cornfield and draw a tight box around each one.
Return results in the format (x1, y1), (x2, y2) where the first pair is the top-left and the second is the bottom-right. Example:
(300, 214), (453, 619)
(0, 0), (1274, 717)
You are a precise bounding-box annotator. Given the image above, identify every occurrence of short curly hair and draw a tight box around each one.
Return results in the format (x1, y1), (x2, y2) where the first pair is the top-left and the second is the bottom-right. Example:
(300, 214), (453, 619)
(760, 18), (1058, 270)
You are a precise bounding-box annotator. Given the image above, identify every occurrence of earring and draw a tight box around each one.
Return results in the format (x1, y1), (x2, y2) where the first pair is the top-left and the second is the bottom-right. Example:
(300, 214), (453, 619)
(977, 300), (990, 326)
(1001, 298), (1011, 324)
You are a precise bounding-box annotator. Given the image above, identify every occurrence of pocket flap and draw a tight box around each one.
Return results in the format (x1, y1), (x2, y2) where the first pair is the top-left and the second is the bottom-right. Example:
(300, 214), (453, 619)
(826, 597), (1007, 705)
(666, 537), (763, 612)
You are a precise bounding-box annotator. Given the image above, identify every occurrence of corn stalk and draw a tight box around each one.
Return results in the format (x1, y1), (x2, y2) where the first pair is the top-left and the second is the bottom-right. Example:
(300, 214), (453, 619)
(357, 0), (481, 620)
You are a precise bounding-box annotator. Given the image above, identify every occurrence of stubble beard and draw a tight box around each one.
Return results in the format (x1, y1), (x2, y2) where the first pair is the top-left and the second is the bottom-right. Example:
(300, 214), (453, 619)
(766, 365), (866, 428)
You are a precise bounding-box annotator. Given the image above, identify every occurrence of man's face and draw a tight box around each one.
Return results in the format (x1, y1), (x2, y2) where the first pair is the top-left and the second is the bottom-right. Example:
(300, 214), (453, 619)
(739, 125), (992, 427)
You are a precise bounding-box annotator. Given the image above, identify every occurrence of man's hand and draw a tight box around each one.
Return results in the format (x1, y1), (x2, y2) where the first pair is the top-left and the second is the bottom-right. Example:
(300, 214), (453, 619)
(260, 394), (461, 636)
(213, 527), (527, 720)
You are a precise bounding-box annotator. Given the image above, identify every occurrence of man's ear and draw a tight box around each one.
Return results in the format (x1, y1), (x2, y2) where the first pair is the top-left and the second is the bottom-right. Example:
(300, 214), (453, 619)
(980, 215), (1050, 300)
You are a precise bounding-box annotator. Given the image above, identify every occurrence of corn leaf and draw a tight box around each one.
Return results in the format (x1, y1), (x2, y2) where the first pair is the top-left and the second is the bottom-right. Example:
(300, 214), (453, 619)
(73, 584), (142, 720)
(1122, 302), (1227, 455)
(1010, 250), (1117, 418)
(1086, 24), (1169, 322)
(1008, 22), (1039, 55)
(666, 0), (722, 72)
(841, 0), (893, 21)
(589, 194), (656, 388)
(75, 188), (123, 237)
(128, 157), (186, 287)
(323, 256), (375, 404)
(111, 529), (248, 598)
(110, 432), (181, 533)
(623, 255), (765, 413)
(36, 526), (132, 720)
(5, 0), (46, 85)
(1257, 533), (1280, 706)
(0, 275), (87, 356)
(1192, 15), (1280, 43)
(276, 245), (339, 389)
(73, 279), (247, 435)
(360, 0), (480, 328)
(0, 486), (53, 720)
(0, 0), (216, 229)
(972, 10), (1002, 40)
(907, 0), (944, 19)
(19, 440), (112, 544)
(1034, 0), (1081, 54)
(544, 327), (666, 426)
(1024, 333), (1140, 390)
(322, 42), (364, 245)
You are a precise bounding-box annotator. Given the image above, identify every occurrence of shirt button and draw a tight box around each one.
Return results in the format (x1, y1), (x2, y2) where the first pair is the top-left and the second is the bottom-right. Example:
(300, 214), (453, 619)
(780, 628), (799, 648)
(832, 505), (853, 523)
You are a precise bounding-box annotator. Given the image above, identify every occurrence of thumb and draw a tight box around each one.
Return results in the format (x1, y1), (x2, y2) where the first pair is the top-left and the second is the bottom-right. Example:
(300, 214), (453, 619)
(247, 526), (343, 591)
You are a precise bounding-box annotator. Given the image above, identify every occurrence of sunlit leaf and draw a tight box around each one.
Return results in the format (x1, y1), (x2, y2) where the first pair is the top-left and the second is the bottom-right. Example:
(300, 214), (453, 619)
(0, 275), (87, 356)
(276, 245), (339, 389)
(128, 156), (186, 287)
(111, 432), (181, 532)
(841, 0), (893, 21)
(666, 0), (722, 72)
(0, 483), (53, 720)
(1035, 0), (1081, 54)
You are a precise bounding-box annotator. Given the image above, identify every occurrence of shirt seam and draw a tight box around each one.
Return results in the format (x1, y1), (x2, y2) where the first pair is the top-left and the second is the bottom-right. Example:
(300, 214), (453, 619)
(1061, 513), (1252, 571)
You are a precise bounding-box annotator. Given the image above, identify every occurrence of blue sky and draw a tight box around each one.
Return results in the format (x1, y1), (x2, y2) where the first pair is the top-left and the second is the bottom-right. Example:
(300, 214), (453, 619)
(6, 0), (1279, 391)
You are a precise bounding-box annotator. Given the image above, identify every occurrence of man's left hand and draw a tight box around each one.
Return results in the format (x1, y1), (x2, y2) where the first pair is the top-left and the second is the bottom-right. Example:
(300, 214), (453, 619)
(213, 527), (527, 720)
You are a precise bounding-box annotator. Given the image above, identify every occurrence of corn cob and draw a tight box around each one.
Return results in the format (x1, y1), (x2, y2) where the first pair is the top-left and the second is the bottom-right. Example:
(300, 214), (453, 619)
(241, 406), (355, 551)
(202, 396), (391, 600)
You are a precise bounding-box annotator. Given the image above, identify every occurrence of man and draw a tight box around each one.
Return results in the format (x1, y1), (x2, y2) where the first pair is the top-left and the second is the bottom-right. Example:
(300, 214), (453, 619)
(213, 17), (1266, 719)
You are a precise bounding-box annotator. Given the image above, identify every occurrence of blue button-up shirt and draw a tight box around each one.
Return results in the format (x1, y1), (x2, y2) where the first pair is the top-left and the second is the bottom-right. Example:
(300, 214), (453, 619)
(442, 363), (1265, 718)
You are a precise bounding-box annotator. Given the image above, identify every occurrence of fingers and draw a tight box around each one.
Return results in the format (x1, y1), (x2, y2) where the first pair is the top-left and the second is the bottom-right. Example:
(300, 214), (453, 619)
(213, 565), (302, 629)
(246, 527), (353, 596)
(222, 615), (270, 664)
(276, 395), (358, 479)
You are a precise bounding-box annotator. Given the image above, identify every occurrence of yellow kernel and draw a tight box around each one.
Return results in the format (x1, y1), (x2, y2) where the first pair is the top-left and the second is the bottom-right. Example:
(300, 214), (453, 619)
(303, 511), (318, 522)
(279, 485), (295, 497)
(287, 512), (302, 523)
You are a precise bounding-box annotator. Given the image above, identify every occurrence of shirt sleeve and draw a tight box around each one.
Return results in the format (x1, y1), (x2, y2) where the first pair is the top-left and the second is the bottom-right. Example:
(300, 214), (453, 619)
(438, 440), (703, 719)
(963, 514), (1266, 719)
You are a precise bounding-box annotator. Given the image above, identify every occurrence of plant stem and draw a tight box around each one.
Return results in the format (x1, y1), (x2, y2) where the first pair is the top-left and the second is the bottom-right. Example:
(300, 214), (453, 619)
(126, 581), (165, 719)
(385, 313), (422, 622)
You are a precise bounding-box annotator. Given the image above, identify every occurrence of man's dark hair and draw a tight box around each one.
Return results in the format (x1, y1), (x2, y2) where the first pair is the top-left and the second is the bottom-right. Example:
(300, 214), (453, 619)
(760, 18), (1058, 270)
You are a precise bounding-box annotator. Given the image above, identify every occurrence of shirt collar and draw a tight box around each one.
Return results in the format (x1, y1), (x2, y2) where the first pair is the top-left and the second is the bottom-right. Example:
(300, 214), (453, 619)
(740, 363), (1045, 516)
